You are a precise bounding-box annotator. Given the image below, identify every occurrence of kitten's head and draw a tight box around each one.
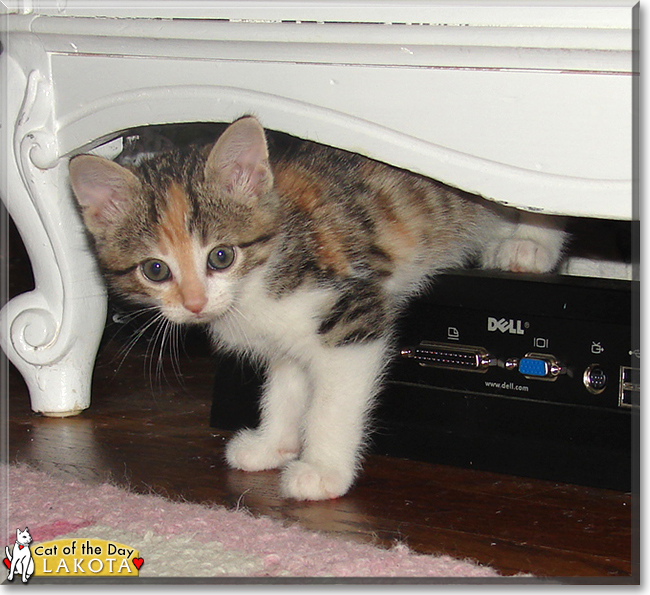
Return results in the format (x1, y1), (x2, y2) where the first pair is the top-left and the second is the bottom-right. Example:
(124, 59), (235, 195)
(70, 117), (279, 324)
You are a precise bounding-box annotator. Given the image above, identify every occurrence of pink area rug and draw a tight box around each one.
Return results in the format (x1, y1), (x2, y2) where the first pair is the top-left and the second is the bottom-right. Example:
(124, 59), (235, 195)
(3, 465), (511, 582)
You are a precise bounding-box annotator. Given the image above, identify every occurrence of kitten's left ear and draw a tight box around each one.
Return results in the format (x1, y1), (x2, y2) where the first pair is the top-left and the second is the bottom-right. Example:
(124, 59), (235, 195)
(204, 116), (273, 200)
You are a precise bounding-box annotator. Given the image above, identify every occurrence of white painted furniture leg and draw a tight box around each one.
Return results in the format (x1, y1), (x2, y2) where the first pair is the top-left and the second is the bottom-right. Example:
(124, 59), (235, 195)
(1, 55), (107, 416)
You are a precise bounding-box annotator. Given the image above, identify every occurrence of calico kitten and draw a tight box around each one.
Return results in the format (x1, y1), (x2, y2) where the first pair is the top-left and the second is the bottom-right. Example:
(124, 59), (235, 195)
(69, 116), (567, 500)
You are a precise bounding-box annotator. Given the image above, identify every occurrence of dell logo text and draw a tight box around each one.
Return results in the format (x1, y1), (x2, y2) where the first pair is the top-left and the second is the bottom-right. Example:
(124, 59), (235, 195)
(487, 316), (526, 335)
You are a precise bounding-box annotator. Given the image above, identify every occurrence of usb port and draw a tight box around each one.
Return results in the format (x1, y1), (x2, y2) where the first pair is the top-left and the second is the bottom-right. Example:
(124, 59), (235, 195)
(619, 366), (640, 408)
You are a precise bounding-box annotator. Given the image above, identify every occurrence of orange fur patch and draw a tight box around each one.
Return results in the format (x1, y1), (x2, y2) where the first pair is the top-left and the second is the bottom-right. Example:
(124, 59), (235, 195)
(158, 183), (207, 312)
(314, 229), (352, 276)
(377, 218), (419, 264)
(275, 167), (352, 275)
(274, 166), (322, 215)
(369, 180), (423, 265)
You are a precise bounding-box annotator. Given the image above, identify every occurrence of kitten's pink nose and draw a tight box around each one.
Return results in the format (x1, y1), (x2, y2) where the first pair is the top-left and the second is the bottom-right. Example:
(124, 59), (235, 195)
(182, 288), (208, 314)
(184, 295), (208, 314)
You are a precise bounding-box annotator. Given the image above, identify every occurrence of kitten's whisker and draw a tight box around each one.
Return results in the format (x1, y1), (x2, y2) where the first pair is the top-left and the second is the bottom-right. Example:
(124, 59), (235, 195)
(146, 316), (187, 391)
(123, 310), (164, 347)
(104, 305), (161, 361)
(112, 310), (166, 376)
(153, 319), (166, 384)
(146, 313), (170, 392)
(158, 320), (170, 377)
(170, 322), (186, 388)
(157, 318), (175, 385)
(228, 305), (254, 354)
(112, 304), (160, 325)
(134, 310), (166, 392)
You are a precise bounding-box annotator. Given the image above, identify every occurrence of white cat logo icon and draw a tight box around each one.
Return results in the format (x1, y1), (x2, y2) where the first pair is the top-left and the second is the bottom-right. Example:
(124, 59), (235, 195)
(5, 527), (35, 583)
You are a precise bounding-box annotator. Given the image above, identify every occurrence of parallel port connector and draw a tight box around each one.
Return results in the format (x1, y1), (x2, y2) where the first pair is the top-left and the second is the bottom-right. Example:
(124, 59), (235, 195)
(400, 341), (495, 373)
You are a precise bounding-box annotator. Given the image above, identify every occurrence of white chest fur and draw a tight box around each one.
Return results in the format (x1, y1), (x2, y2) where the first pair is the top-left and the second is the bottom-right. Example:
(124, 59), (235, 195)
(209, 270), (333, 363)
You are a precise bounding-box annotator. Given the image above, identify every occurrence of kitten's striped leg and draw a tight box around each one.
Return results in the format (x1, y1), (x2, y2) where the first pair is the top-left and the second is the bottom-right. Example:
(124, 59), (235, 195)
(280, 339), (387, 500)
(225, 357), (307, 472)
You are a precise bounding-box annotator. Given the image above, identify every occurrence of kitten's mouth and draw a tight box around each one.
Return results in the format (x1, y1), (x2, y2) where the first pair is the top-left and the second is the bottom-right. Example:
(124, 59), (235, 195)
(190, 307), (234, 324)
(163, 308), (221, 326)
(164, 310), (213, 325)
(187, 312), (216, 324)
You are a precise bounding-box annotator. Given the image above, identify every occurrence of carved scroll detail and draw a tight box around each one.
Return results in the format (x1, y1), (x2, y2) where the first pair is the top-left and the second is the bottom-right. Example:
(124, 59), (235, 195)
(9, 69), (69, 366)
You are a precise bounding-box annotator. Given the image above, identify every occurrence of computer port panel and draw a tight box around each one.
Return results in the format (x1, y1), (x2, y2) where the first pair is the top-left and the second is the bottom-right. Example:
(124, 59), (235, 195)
(390, 270), (637, 412)
(374, 270), (638, 491)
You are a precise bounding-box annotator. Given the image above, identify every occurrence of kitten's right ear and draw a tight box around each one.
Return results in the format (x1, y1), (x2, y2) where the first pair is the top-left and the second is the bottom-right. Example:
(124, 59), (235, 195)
(69, 155), (141, 229)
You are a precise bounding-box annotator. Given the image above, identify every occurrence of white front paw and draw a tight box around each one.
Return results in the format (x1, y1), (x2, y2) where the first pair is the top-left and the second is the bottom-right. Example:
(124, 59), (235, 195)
(280, 460), (355, 501)
(493, 239), (558, 273)
(225, 428), (298, 472)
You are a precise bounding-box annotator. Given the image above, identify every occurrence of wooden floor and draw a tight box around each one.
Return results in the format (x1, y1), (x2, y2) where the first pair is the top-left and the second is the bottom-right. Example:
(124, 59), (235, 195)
(6, 332), (637, 582)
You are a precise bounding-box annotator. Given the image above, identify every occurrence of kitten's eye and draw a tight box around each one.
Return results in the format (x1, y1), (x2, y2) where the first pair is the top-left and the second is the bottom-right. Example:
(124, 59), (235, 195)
(207, 246), (235, 271)
(141, 259), (172, 282)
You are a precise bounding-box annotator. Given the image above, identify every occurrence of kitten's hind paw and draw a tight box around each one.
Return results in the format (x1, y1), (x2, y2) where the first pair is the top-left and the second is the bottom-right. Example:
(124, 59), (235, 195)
(225, 429), (298, 472)
(489, 239), (560, 274)
(280, 460), (354, 501)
